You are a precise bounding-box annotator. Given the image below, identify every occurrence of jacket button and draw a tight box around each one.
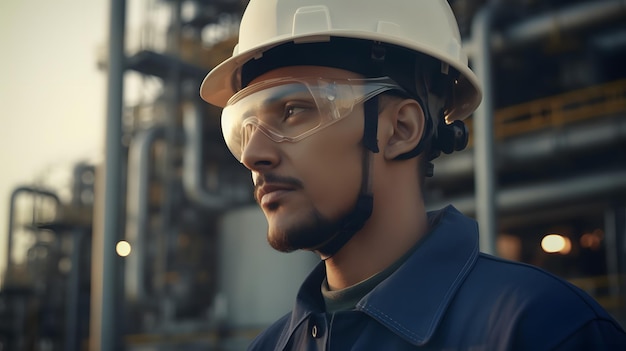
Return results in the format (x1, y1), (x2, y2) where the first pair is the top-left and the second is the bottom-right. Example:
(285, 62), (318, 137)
(311, 324), (319, 338)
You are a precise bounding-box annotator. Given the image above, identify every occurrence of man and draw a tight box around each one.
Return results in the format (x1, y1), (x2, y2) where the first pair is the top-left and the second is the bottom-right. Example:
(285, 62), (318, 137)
(200, 0), (626, 349)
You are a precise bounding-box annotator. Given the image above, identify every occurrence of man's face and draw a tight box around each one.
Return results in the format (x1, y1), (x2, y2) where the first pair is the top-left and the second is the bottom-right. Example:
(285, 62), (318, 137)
(237, 66), (365, 252)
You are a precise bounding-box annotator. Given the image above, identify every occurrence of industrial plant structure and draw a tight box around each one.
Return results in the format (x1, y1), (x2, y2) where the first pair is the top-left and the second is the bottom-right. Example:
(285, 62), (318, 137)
(1, 0), (625, 350)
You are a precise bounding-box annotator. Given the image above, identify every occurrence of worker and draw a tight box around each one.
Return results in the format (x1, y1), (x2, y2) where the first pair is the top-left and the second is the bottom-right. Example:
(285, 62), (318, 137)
(200, 0), (626, 349)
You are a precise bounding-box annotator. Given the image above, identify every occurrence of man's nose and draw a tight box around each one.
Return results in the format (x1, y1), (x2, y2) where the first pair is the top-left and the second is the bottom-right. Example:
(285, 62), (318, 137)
(240, 128), (280, 171)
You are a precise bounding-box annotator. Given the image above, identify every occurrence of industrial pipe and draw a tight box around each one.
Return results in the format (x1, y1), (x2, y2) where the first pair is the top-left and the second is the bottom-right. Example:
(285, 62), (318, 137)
(90, 0), (126, 350)
(6, 186), (60, 270)
(124, 127), (165, 302)
(463, 0), (626, 56)
(494, 0), (626, 53)
(433, 115), (626, 183)
(471, 5), (498, 255)
(428, 168), (626, 216)
(182, 101), (249, 209)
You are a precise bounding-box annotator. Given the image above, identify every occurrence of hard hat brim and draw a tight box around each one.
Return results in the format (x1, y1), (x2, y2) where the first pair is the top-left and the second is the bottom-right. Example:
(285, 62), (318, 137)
(200, 31), (482, 121)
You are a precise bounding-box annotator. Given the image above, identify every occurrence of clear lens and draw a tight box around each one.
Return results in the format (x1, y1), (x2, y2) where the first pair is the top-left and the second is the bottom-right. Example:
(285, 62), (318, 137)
(221, 77), (404, 161)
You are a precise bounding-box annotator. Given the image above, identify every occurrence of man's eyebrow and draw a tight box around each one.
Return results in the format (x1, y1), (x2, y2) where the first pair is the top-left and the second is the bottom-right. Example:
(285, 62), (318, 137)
(237, 92), (276, 118)
(241, 85), (311, 116)
(264, 84), (310, 104)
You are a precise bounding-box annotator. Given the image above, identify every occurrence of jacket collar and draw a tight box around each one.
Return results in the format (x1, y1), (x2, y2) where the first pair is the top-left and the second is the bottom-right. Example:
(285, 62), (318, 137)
(277, 205), (479, 349)
(357, 205), (479, 345)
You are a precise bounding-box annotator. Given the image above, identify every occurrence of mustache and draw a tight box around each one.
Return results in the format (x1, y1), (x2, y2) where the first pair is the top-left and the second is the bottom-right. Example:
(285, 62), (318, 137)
(254, 173), (304, 202)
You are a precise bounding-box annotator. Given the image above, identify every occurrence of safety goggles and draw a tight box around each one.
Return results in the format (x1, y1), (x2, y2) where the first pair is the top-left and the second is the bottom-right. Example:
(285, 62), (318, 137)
(221, 76), (406, 161)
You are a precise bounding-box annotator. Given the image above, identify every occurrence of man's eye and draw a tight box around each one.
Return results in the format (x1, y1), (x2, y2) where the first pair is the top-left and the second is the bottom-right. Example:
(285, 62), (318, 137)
(283, 104), (313, 119)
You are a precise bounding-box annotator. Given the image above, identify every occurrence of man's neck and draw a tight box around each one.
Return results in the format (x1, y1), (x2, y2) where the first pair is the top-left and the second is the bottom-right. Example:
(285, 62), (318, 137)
(323, 186), (428, 290)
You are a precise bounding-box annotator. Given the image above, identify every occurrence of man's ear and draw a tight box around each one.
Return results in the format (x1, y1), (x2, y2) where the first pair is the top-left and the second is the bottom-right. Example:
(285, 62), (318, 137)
(383, 99), (425, 160)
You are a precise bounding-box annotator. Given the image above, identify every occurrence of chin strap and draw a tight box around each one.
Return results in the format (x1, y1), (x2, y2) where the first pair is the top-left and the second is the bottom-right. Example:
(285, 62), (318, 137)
(316, 97), (379, 258)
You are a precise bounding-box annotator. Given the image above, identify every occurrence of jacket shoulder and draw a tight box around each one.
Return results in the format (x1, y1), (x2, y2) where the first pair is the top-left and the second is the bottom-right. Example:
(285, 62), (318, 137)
(469, 254), (626, 349)
(474, 254), (611, 313)
(247, 312), (292, 351)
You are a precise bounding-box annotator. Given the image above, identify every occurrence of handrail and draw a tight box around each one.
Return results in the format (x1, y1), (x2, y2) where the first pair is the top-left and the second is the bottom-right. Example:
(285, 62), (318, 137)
(496, 79), (626, 138)
(466, 79), (626, 142)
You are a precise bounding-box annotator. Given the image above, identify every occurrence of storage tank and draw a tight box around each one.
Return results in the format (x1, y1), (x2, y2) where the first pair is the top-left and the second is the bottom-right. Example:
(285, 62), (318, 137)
(217, 205), (319, 330)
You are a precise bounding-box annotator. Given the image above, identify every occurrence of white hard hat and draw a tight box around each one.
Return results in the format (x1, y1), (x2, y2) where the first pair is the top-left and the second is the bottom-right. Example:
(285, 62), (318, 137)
(200, 0), (482, 121)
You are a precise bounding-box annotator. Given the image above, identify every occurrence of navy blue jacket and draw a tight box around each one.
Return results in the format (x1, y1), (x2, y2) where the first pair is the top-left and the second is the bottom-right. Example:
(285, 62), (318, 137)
(248, 206), (626, 350)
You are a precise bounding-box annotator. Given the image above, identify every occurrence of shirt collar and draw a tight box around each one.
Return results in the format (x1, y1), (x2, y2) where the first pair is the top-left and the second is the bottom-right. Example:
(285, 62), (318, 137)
(278, 205), (479, 349)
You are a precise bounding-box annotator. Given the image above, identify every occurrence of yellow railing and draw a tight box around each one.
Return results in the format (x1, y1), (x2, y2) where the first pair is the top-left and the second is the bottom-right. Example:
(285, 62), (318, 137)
(466, 78), (626, 142)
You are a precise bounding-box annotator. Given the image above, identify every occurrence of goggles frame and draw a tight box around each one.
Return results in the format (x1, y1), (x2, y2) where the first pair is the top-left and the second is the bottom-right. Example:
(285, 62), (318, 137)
(221, 76), (406, 161)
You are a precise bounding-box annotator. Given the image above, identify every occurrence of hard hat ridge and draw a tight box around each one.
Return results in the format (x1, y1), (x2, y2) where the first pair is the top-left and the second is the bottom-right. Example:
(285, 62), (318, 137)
(200, 0), (482, 121)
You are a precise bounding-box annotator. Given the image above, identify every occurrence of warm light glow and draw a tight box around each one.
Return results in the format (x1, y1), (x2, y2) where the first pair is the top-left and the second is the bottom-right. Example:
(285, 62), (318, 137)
(580, 229), (603, 250)
(116, 241), (132, 257)
(541, 234), (571, 254)
(497, 234), (522, 261)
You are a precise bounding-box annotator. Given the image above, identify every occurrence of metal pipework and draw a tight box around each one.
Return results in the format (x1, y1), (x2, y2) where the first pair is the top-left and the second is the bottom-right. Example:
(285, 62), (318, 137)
(433, 115), (626, 183)
(463, 0), (626, 56)
(6, 186), (61, 271)
(90, 0), (126, 350)
(124, 127), (165, 302)
(494, 0), (626, 52)
(604, 208), (621, 300)
(65, 229), (84, 351)
(428, 168), (626, 216)
(471, 5), (498, 255)
(182, 101), (249, 210)
(459, 0), (626, 256)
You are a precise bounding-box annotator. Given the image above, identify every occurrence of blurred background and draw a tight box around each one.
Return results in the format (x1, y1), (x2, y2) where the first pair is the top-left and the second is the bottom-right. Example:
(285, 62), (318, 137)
(0, 0), (625, 350)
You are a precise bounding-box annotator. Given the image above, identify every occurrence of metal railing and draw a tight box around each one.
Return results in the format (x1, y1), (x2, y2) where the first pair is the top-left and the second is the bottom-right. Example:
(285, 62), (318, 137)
(467, 79), (626, 142)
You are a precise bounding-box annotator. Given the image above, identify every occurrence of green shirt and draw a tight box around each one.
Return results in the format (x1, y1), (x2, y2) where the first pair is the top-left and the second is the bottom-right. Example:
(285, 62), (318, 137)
(321, 243), (418, 313)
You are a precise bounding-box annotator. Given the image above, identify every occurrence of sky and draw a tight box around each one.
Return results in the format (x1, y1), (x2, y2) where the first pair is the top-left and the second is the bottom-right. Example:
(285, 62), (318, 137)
(0, 0), (109, 276)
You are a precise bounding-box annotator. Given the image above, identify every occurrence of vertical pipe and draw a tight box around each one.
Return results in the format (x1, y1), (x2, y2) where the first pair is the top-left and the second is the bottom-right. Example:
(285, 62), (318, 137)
(124, 127), (164, 302)
(65, 230), (82, 351)
(604, 208), (620, 299)
(472, 6), (498, 255)
(153, 0), (183, 320)
(90, 0), (126, 350)
(6, 191), (18, 272)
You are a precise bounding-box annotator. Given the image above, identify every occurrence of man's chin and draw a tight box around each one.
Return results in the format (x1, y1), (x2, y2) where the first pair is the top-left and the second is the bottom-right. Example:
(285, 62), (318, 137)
(266, 212), (341, 253)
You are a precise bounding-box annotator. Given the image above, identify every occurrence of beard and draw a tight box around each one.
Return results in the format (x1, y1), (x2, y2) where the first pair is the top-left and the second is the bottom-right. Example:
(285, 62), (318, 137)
(254, 173), (355, 254)
(266, 206), (345, 253)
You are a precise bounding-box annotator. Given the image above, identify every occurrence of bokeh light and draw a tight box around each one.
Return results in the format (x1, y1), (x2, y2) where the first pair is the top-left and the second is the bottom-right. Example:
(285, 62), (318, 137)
(541, 234), (571, 254)
(116, 240), (132, 257)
